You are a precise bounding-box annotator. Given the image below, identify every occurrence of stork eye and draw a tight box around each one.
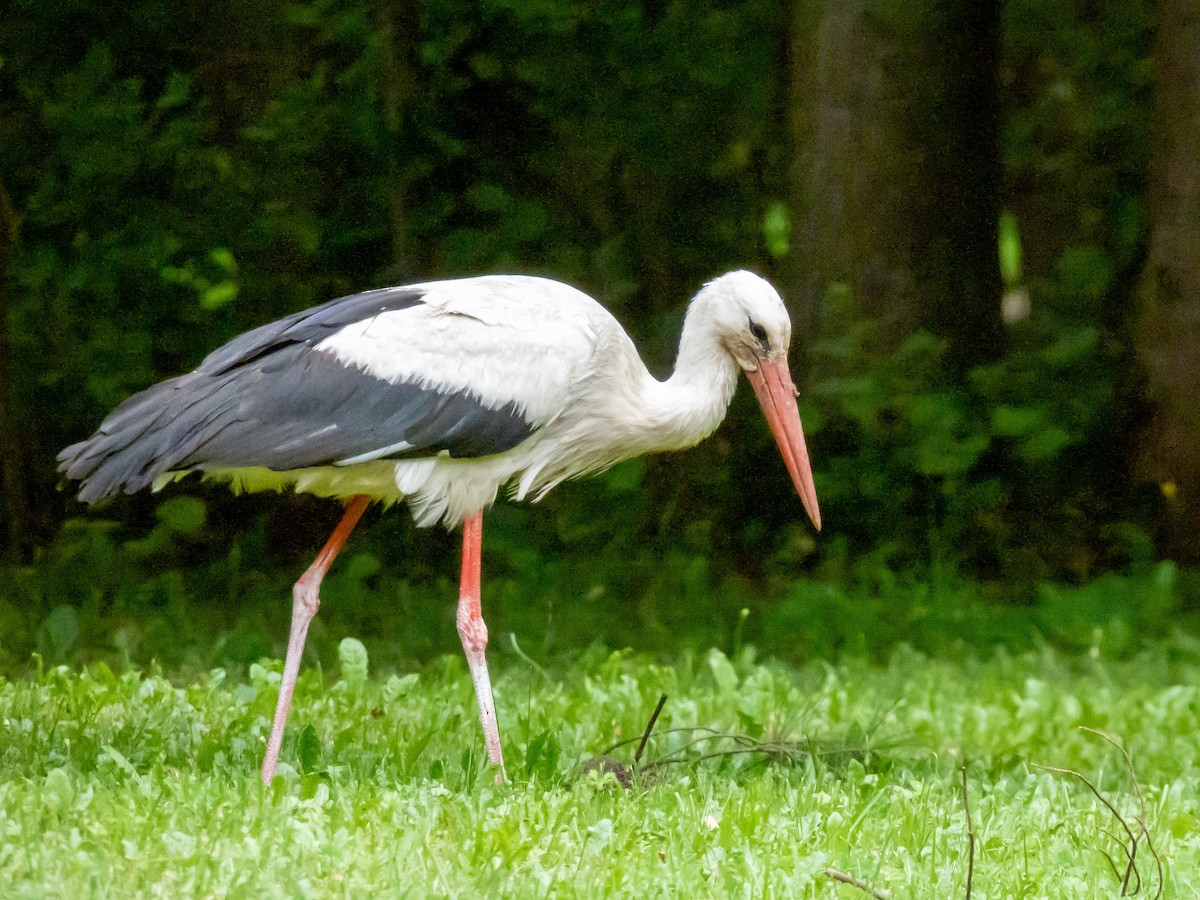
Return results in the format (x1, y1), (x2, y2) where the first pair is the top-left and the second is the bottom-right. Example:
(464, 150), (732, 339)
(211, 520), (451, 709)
(748, 319), (769, 347)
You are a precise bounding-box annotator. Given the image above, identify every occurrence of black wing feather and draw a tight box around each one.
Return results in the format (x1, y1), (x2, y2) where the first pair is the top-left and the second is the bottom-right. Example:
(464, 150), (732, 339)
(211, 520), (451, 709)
(199, 286), (425, 374)
(59, 288), (536, 504)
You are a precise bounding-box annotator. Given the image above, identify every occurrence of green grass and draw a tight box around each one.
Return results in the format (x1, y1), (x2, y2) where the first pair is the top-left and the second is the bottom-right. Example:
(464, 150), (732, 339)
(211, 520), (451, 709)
(2, 641), (1198, 896)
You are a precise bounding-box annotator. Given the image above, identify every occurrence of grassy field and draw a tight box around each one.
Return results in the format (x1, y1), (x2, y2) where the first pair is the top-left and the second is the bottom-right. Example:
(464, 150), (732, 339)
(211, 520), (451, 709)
(2, 638), (1197, 897)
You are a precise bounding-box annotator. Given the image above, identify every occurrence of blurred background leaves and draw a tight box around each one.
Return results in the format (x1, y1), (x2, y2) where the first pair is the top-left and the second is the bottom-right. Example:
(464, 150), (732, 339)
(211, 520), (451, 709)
(1, 0), (1198, 673)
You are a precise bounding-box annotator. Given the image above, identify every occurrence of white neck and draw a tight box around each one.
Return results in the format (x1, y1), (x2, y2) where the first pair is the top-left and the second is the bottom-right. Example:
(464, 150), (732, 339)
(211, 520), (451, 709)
(628, 299), (739, 453)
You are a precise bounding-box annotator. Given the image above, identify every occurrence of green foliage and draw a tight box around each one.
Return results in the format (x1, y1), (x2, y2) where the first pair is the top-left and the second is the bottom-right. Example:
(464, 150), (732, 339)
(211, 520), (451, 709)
(804, 273), (1150, 580)
(2, 21), (1191, 894)
(337, 637), (369, 691)
(2, 498), (1195, 683)
(1036, 561), (1179, 657)
(0, 0), (1181, 638)
(998, 210), (1023, 286)
(762, 201), (790, 259)
(1, 647), (1198, 894)
(155, 496), (207, 534)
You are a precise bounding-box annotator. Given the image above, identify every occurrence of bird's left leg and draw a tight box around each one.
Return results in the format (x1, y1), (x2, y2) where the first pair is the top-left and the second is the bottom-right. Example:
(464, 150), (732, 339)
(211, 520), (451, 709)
(261, 494), (370, 784)
(457, 509), (507, 782)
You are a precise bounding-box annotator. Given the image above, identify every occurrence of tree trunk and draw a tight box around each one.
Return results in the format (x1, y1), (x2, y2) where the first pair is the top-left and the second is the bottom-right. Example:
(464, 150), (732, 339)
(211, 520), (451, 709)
(379, 0), (421, 281)
(784, 0), (1003, 374)
(1137, 0), (1200, 561)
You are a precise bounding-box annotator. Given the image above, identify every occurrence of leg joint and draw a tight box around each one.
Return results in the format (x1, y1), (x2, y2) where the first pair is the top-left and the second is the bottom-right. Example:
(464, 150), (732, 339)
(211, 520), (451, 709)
(456, 603), (489, 654)
(293, 573), (322, 618)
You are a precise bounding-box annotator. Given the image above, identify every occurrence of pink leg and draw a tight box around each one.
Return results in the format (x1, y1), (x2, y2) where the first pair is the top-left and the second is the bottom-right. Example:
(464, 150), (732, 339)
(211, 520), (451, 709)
(457, 510), (507, 782)
(261, 495), (370, 784)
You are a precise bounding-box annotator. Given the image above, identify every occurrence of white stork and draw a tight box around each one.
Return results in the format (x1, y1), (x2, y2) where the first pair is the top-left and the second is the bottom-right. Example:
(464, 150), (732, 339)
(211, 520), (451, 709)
(59, 271), (821, 784)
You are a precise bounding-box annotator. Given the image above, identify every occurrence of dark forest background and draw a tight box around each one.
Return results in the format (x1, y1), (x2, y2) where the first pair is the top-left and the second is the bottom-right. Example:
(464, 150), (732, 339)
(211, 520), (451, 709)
(1, 0), (1198, 673)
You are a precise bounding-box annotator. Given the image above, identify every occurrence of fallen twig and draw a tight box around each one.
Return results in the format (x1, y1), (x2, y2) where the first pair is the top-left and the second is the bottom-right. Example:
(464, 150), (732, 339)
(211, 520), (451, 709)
(1081, 727), (1163, 898)
(1033, 727), (1163, 898)
(634, 693), (668, 766)
(823, 866), (890, 899)
(585, 698), (880, 789)
(961, 765), (975, 899)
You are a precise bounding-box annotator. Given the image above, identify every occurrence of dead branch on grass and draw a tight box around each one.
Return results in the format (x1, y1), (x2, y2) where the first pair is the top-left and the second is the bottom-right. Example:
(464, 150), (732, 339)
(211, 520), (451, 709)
(1033, 727), (1163, 898)
(634, 693), (668, 765)
(823, 866), (891, 899)
(601, 724), (867, 770)
(961, 765), (975, 899)
(583, 694), (881, 790)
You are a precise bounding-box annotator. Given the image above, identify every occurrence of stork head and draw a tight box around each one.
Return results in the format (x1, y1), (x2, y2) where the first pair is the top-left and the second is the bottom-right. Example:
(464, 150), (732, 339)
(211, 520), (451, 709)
(698, 271), (821, 531)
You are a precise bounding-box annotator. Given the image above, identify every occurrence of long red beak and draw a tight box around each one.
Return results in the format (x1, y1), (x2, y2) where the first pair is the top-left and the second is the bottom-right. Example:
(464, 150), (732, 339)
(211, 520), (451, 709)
(744, 358), (822, 531)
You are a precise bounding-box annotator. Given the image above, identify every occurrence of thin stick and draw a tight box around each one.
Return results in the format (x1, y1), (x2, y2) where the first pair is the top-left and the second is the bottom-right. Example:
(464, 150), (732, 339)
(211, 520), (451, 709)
(1032, 764), (1140, 847)
(644, 732), (766, 766)
(961, 765), (975, 899)
(635, 693), (668, 766)
(1032, 761), (1159, 898)
(601, 725), (753, 760)
(1079, 727), (1163, 900)
(823, 867), (890, 899)
(652, 744), (807, 768)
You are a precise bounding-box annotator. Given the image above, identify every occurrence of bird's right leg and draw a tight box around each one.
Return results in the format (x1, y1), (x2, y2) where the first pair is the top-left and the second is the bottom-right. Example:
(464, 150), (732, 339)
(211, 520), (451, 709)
(261, 494), (370, 784)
